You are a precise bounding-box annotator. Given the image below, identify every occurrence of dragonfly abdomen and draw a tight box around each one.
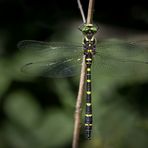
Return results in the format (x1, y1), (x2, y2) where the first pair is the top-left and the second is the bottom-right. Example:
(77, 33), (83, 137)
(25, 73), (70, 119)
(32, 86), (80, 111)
(82, 24), (97, 139)
(85, 63), (93, 139)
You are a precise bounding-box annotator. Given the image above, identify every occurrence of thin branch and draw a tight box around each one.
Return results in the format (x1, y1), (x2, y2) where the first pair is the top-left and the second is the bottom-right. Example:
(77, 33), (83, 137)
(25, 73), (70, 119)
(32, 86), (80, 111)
(87, 0), (95, 24)
(72, 56), (86, 148)
(72, 0), (95, 148)
(77, 0), (86, 23)
(72, 1), (86, 148)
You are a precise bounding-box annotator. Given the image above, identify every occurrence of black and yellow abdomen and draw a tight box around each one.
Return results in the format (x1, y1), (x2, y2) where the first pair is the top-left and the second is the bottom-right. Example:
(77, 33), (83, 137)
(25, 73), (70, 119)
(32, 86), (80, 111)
(85, 62), (93, 139)
(80, 23), (98, 139)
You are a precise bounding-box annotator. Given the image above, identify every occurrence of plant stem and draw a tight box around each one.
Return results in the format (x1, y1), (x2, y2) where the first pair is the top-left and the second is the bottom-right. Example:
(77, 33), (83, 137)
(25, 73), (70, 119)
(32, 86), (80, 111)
(87, 0), (95, 24)
(72, 55), (86, 148)
(77, 0), (86, 23)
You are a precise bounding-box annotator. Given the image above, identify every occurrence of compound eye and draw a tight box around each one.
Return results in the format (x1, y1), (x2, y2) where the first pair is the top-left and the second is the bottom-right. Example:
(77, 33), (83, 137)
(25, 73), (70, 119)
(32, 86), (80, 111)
(90, 27), (97, 33)
(84, 29), (88, 33)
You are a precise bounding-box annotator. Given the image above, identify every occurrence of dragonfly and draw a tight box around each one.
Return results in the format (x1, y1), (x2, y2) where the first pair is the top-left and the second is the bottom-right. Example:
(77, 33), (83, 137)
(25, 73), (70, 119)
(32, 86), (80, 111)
(18, 24), (148, 139)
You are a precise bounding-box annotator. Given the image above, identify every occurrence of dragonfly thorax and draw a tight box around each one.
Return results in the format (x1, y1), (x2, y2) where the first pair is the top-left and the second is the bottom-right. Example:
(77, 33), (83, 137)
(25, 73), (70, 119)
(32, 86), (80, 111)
(83, 35), (96, 57)
(79, 24), (98, 57)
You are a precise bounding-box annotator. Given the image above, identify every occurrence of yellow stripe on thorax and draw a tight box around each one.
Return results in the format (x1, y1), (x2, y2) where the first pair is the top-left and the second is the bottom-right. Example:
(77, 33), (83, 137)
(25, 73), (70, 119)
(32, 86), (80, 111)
(87, 49), (92, 53)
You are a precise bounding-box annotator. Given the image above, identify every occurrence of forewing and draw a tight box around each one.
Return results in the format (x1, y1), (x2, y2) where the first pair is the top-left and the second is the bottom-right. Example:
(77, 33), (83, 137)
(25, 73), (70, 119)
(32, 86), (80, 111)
(18, 40), (82, 61)
(97, 39), (148, 62)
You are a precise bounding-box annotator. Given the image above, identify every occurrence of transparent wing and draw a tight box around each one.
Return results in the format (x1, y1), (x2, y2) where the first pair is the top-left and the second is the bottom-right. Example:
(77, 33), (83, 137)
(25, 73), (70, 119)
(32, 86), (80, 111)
(93, 39), (148, 77)
(97, 39), (148, 61)
(93, 54), (148, 77)
(21, 57), (82, 78)
(18, 40), (82, 60)
(18, 39), (148, 78)
(18, 40), (83, 77)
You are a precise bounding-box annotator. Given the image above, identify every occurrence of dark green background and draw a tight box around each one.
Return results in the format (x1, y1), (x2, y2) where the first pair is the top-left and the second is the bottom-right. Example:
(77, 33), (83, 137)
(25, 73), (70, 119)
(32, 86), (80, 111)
(0, 0), (148, 148)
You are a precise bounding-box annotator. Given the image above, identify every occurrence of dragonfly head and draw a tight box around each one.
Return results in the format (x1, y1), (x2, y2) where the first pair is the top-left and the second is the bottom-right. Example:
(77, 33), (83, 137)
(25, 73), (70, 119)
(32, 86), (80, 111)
(79, 24), (99, 35)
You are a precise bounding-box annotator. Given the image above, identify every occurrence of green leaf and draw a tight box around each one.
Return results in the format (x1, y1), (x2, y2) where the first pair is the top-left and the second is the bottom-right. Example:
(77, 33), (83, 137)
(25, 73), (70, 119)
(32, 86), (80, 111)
(33, 109), (73, 148)
(4, 90), (42, 129)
